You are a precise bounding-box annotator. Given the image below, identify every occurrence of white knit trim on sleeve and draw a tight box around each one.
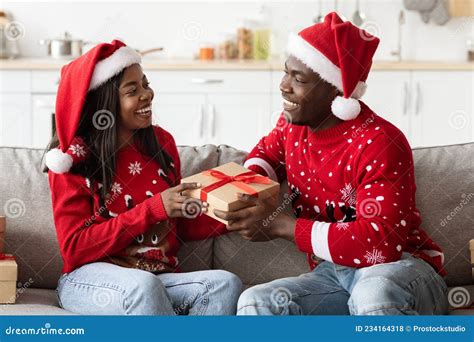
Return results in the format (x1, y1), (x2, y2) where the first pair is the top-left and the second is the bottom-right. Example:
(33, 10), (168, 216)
(244, 157), (278, 182)
(311, 221), (332, 262)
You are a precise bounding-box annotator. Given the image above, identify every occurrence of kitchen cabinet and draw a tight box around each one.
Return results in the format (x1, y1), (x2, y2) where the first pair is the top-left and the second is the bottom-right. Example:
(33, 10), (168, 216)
(0, 68), (472, 150)
(0, 93), (31, 147)
(363, 71), (412, 145)
(365, 71), (473, 148)
(148, 71), (271, 151)
(0, 71), (32, 147)
(152, 94), (206, 146)
(31, 94), (56, 149)
(207, 94), (270, 151)
(410, 71), (473, 147)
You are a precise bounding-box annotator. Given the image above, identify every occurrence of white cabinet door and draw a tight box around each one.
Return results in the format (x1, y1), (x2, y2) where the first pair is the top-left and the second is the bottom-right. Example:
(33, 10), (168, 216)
(31, 95), (55, 149)
(152, 94), (206, 146)
(363, 71), (413, 145)
(0, 93), (31, 147)
(411, 71), (473, 148)
(207, 94), (270, 152)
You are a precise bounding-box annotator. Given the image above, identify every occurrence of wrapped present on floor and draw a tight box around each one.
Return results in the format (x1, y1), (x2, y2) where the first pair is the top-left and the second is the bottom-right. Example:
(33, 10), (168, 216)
(0, 216), (5, 253)
(181, 162), (280, 225)
(0, 254), (17, 304)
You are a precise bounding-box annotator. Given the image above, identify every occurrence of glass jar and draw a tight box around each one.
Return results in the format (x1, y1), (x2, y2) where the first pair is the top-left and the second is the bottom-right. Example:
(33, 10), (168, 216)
(199, 43), (215, 61)
(467, 39), (474, 62)
(218, 33), (237, 60)
(253, 6), (271, 60)
(237, 19), (254, 60)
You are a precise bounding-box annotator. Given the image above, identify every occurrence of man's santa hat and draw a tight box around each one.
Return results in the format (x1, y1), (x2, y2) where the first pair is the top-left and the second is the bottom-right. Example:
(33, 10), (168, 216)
(45, 40), (141, 174)
(286, 12), (380, 121)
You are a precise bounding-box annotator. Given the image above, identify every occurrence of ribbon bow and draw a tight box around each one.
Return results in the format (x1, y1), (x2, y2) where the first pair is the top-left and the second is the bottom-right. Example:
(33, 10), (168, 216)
(200, 170), (271, 202)
(0, 253), (15, 261)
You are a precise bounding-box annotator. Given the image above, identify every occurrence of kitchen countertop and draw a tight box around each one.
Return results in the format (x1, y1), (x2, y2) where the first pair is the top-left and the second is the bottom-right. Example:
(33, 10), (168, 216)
(0, 58), (473, 71)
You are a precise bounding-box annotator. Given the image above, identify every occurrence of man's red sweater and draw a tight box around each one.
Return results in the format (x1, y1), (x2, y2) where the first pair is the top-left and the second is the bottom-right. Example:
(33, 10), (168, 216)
(48, 126), (227, 273)
(244, 102), (445, 275)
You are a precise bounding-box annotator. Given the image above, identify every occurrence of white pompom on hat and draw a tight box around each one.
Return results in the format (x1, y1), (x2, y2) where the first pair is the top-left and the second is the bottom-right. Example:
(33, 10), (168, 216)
(286, 12), (380, 121)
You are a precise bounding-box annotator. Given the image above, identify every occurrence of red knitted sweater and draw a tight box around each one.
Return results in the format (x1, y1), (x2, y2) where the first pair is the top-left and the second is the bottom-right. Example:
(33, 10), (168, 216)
(244, 102), (445, 275)
(48, 126), (227, 274)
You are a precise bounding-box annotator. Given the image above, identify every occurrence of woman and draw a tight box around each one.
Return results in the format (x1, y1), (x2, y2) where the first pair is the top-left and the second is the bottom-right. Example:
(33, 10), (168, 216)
(43, 40), (241, 315)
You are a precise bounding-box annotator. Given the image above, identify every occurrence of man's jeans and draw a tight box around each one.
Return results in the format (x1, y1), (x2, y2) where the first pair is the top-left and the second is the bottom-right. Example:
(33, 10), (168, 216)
(57, 262), (242, 315)
(237, 253), (448, 315)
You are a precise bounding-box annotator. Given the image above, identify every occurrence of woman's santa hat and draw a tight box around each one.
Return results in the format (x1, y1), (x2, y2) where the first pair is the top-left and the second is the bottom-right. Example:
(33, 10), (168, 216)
(286, 12), (380, 121)
(45, 40), (141, 174)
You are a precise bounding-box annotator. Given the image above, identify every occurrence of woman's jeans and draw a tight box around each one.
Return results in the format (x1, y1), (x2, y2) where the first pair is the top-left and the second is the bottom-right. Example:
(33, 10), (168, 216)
(57, 262), (242, 315)
(237, 253), (448, 315)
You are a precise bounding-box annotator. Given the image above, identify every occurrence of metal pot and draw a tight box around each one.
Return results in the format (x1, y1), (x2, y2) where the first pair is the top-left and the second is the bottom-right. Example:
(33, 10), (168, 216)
(39, 32), (88, 59)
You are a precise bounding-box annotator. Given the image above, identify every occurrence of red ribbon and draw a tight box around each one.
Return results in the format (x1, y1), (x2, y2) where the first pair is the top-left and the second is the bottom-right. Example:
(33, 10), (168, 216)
(200, 170), (271, 202)
(0, 253), (15, 261)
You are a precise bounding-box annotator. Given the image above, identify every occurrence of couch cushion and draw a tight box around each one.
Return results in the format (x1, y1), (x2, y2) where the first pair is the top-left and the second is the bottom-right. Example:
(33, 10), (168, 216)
(177, 145), (220, 177)
(0, 288), (73, 315)
(0, 147), (63, 289)
(0, 145), (224, 289)
(214, 232), (308, 286)
(412, 143), (474, 286)
(212, 145), (309, 285)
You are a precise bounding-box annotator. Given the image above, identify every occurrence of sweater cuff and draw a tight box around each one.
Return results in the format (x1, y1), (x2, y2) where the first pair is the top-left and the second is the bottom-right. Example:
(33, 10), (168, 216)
(294, 218), (314, 254)
(148, 194), (169, 221)
(247, 165), (267, 177)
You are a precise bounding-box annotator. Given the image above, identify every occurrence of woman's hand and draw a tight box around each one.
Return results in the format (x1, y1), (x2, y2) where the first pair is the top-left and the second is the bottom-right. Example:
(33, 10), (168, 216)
(160, 182), (208, 219)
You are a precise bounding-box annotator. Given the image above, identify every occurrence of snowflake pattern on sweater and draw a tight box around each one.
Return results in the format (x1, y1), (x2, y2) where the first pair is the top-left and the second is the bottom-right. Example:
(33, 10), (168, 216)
(244, 102), (445, 275)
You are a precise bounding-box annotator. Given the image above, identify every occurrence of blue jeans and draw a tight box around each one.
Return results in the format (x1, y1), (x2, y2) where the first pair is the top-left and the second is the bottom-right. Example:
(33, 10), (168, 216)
(237, 253), (448, 315)
(56, 262), (242, 315)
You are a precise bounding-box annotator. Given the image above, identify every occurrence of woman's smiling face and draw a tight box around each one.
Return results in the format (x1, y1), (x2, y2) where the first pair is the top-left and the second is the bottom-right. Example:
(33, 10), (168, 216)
(118, 64), (154, 132)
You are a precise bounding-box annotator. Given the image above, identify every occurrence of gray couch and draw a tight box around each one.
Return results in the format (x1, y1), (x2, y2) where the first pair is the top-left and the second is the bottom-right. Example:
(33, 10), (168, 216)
(0, 143), (473, 315)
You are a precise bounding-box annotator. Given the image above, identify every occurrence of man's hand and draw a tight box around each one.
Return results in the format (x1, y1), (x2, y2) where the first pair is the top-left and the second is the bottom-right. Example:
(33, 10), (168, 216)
(214, 192), (277, 228)
(214, 193), (295, 242)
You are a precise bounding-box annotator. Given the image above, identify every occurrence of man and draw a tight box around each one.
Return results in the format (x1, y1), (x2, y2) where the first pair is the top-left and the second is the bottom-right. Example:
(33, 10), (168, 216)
(214, 12), (448, 315)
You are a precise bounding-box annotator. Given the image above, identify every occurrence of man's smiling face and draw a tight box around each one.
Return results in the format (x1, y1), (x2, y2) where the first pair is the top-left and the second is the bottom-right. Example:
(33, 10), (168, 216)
(280, 55), (341, 130)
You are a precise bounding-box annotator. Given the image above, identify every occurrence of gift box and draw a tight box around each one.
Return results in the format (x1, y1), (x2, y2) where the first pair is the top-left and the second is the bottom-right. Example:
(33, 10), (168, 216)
(181, 162), (280, 224)
(0, 216), (5, 253)
(0, 254), (17, 304)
